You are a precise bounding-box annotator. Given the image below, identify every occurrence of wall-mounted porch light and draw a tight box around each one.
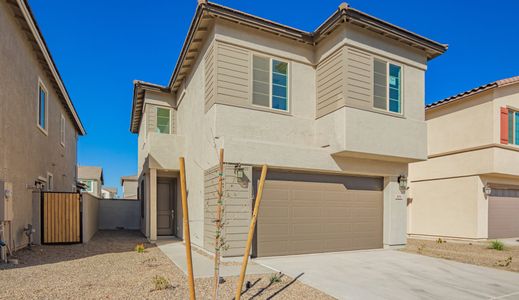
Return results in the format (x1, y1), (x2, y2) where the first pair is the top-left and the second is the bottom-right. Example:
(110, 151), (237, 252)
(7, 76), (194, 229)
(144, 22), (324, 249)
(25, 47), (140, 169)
(234, 164), (245, 180)
(483, 185), (492, 198)
(398, 175), (408, 191)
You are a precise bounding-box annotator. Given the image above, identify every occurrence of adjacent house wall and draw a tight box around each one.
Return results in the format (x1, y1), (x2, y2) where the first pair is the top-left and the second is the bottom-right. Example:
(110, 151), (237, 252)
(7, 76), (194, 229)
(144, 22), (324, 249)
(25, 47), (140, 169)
(99, 199), (140, 230)
(0, 1), (79, 250)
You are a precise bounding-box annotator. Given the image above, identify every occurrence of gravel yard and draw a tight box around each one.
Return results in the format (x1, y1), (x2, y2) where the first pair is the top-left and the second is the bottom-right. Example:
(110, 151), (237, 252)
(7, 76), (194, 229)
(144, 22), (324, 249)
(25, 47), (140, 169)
(0, 231), (334, 299)
(403, 238), (519, 272)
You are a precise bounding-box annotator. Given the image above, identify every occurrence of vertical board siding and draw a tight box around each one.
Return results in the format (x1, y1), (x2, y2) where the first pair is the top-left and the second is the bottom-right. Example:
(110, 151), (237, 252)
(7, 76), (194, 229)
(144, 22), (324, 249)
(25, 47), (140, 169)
(316, 48), (345, 118)
(344, 47), (373, 109)
(43, 192), (81, 244)
(215, 42), (250, 107)
(203, 164), (253, 257)
(204, 42), (216, 111)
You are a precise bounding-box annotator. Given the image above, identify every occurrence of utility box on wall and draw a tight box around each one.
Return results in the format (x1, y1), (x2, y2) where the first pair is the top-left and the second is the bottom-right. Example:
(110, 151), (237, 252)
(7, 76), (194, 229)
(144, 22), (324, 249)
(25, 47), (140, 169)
(0, 181), (14, 221)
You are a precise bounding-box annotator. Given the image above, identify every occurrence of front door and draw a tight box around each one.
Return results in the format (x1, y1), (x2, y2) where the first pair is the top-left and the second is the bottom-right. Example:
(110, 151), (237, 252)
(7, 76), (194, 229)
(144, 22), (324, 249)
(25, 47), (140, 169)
(157, 179), (175, 236)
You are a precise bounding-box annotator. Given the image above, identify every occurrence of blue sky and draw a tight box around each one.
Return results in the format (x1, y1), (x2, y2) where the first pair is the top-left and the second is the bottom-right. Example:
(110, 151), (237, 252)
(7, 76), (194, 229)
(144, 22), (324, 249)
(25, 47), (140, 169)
(28, 0), (519, 195)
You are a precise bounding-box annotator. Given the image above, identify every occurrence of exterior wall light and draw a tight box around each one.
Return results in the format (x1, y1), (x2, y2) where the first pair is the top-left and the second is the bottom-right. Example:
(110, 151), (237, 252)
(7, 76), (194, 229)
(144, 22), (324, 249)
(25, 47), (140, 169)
(398, 175), (408, 191)
(234, 164), (245, 180)
(483, 186), (492, 197)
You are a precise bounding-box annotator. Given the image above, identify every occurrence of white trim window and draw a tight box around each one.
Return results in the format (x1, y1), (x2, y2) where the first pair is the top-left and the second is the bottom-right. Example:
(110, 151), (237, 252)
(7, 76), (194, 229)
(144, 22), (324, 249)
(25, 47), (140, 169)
(373, 58), (402, 114)
(509, 110), (519, 145)
(37, 80), (48, 132)
(252, 55), (289, 111)
(47, 173), (54, 191)
(60, 114), (66, 146)
(156, 107), (171, 134)
(81, 179), (94, 193)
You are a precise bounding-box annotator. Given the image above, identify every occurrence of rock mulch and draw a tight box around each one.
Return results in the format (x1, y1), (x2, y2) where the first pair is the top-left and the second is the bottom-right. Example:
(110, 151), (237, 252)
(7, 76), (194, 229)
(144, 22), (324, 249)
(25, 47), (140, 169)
(403, 238), (519, 273)
(0, 231), (334, 299)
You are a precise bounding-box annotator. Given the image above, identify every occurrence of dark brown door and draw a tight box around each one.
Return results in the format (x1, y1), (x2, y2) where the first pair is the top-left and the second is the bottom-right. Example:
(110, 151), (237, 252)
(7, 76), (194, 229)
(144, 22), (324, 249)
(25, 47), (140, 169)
(157, 180), (175, 236)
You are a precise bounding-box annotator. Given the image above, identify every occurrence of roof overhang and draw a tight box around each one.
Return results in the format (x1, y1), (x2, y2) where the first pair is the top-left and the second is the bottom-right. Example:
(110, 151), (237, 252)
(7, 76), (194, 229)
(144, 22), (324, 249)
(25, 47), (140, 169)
(7, 0), (86, 135)
(130, 81), (170, 133)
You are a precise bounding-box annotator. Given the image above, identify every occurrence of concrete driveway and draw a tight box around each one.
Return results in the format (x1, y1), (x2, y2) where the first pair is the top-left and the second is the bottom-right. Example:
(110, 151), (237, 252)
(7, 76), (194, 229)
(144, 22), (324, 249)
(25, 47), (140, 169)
(255, 250), (519, 300)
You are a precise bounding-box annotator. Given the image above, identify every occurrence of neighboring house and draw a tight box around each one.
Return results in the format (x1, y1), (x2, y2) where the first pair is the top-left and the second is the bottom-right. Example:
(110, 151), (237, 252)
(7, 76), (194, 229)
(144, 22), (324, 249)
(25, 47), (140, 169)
(78, 166), (103, 198)
(101, 187), (117, 199)
(121, 175), (138, 199)
(130, 1), (446, 257)
(409, 76), (519, 240)
(0, 0), (85, 250)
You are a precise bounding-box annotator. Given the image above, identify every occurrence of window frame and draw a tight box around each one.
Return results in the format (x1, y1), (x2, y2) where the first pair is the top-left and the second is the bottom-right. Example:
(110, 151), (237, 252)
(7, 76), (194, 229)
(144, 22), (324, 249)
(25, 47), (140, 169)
(508, 109), (519, 146)
(60, 113), (66, 147)
(250, 53), (290, 113)
(372, 57), (404, 115)
(155, 106), (172, 134)
(81, 179), (94, 193)
(37, 79), (49, 134)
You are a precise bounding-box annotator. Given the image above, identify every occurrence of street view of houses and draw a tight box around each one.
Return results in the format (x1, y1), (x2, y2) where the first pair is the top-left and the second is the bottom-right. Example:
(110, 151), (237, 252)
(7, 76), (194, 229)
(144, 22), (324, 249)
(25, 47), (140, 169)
(1, 0), (519, 299)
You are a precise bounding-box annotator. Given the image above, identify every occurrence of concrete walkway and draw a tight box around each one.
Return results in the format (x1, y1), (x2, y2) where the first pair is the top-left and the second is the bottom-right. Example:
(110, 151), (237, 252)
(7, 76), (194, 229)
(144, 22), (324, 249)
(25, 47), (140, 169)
(255, 249), (519, 300)
(156, 240), (274, 278)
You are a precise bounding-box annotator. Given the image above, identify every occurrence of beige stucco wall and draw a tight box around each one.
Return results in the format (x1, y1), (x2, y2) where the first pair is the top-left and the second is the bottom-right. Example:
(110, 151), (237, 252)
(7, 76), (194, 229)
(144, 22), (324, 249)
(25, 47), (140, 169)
(409, 176), (486, 239)
(122, 179), (138, 199)
(0, 2), (79, 250)
(82, 193), (99, 243)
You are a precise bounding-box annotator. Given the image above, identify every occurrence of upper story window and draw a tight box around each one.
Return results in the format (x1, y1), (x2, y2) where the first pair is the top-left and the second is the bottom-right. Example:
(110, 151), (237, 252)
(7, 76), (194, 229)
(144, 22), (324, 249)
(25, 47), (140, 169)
(156, 107), (171, 134)
(252, 55), (289, 111)
(38, 81), (48, 132)
(47, 173), (54, 191)
(81, 180), (94, 193)
(373, 58), (402, 114)
(60, 114), (66, 146)
(509, 110), (519, 145)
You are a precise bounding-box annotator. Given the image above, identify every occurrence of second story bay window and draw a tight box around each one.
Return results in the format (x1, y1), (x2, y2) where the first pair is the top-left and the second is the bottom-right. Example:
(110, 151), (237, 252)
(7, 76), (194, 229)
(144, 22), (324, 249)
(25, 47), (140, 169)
(252, 55), (289, 111)
(373, 58), (402, 114)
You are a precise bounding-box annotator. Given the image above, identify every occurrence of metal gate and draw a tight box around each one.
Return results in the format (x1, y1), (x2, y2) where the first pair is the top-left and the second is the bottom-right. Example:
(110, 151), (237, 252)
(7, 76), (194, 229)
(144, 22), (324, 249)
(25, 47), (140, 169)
(41, 192), (82, 244)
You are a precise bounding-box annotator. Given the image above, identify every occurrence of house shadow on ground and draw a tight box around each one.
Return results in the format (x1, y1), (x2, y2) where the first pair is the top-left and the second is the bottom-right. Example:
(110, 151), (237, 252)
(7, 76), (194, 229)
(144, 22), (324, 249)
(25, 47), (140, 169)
(0, 230), (151, 270)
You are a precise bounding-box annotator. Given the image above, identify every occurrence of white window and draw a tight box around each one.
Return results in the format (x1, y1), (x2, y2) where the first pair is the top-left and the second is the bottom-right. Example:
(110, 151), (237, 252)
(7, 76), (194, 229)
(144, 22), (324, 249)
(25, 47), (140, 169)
(252, 55), (289, 111)
(47, 173), (54, 191)
(37, 80), (48, 132)
(156, 107), (171, 134)
(81, 180), (94, 193)
(60, 114), (65, 146)
(373, 58), (402, 114)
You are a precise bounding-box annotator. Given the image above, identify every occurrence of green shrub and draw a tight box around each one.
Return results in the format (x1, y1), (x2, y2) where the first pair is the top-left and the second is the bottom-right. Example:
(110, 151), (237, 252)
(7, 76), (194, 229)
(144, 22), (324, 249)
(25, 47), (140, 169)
(269, 273), (282, 284)
(152, 275), (172, 291)
(135, 243), (145, 253)
(489, 240), (504, 251)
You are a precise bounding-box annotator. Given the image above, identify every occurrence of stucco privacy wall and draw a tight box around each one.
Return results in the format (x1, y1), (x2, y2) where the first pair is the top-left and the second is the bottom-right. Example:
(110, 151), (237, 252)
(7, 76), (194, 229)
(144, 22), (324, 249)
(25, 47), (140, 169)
(99, 199), (140, 230)
(204, 164), (252, 257)
(82, 193), (99, 243)
(0, 1), (79, 250)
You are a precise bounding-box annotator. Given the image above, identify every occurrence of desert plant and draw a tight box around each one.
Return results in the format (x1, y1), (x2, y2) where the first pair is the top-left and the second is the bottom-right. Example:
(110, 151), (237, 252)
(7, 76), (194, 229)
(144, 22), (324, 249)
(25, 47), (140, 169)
(436, 238), (446, 244)
(489, 240), (504, 251)
(269, 273), (282, 284)
(152, 275), (172, 291)
(496, 256), (513, 267)
(135, 243), (145, 253)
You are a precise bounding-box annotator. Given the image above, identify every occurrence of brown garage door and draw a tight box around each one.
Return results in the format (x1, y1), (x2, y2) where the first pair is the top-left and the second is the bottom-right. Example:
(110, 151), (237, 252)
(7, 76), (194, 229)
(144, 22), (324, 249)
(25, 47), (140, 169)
(489, 188), (519, 238)
(256, 172), (383, 257)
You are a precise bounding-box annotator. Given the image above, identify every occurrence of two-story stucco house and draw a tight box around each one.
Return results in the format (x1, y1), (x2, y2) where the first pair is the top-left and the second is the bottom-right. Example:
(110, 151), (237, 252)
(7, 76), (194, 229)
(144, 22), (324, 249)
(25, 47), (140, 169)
(130, 1), (447, 257)
(409, 76), (519, 241)
(0, 0), (85, 250)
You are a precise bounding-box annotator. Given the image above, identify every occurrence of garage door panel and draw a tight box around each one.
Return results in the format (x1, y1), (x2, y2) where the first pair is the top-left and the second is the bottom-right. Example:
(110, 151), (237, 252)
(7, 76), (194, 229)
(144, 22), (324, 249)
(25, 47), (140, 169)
(489, 195), (519, 238)
(257, 177), (383, 257)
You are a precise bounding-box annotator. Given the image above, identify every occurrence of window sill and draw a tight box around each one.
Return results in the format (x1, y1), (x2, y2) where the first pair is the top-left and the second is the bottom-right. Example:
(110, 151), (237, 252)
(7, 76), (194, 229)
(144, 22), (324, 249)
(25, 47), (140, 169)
(37, 125), (48, 136)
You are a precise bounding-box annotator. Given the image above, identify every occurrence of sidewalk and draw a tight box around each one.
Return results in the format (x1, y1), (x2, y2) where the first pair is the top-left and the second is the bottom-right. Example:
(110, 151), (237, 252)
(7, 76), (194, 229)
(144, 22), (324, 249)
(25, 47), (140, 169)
(156, 240), (274, 278)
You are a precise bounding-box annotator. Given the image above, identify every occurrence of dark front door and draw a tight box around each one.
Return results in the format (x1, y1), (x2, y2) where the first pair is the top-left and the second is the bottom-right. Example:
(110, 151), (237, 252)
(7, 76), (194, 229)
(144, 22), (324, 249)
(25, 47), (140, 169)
(157, 179), (175, 236)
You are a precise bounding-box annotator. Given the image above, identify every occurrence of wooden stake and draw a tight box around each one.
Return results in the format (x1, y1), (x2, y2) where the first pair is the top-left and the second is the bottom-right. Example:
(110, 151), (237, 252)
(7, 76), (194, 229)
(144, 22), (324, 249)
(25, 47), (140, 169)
(213, 149), (224, 300)
(235, 165), (268, 300)
(179, 157), (196, 300)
